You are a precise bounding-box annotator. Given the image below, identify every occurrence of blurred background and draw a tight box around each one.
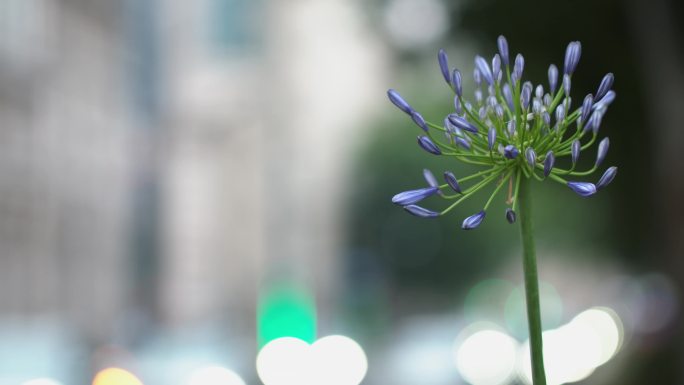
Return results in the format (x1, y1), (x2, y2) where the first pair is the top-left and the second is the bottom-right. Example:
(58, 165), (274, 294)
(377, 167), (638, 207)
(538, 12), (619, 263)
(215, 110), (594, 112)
(0, 0), (682, 384)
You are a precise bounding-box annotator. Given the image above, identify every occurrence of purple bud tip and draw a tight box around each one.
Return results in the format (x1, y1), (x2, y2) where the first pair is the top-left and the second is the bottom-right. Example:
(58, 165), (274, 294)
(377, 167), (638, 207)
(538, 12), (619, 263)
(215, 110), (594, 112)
(392, 186), (439, 205)
(563, 74), (571, 96)
(503, 145), (519, 159)
(448, 114), (479, 134)
(567, 181), (597, 197)
(387, 89), (413, 115)
(497, 35), (510, 66)
(548, 64), (559, 93)
(505, 208), (516, 224)
(404, 204), (440, 218)
(462, 210), (486, 230)
(521, 85), (531, 109)
(571, 139), (581, 165)
(423, 168), (439, 188)
(452, 69), (463, 97)
(514, 54), (524, 80)
(475, 56), (494, 86)
(488, 127), (496, 150)
(453, 136), (469, 151)
(596, 137), (610, 166)
(596, 166), (618, 189)
(543, 151), (555, 177)
(444, 171), (462, 193)
(411, 111), (429, 132)
(492, 54), (502, 81)
(503, 83), (514, 110)
(525, 147), (537, 168)
(595, 73), (614, 101)
(581, 94), (593, 123)
(564, 41), (582, 75)
(593, 90), (616, 111)
(438, 49), (451, 86)
(417, 135), (441, 155)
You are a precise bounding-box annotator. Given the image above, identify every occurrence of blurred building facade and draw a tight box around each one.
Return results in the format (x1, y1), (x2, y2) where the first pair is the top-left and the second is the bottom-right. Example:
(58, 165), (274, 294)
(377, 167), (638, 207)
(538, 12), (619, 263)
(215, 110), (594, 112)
(0, 0), (385, 351)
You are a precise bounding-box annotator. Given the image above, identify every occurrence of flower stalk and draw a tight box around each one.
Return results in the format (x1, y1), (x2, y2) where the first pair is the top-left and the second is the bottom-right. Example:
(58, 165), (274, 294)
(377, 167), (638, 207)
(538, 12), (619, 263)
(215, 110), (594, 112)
(519, 177), (546, 385)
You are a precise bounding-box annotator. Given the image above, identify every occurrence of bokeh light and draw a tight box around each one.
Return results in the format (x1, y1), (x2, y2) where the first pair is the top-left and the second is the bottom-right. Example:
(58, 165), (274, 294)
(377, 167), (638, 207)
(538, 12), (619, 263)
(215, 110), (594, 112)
(258, 284), (317, 348)
(310, 335), (368, 385)
(92, 368), (143, 385)
(256, 337), (311, 385)
(256, 335), (368, 385)
(518, 307), (623, 385)
(185, 366), (246, 385)
(454, 327), (518, 385)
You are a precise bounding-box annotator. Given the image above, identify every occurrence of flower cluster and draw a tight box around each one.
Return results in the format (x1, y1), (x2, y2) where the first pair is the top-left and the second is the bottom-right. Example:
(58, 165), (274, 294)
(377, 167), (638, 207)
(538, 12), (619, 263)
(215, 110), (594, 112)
(389, 36), (618, 229)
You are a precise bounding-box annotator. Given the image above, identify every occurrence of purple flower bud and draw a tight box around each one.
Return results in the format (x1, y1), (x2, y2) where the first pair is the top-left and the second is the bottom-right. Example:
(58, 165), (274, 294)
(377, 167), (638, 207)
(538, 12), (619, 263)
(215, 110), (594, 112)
(543, 151), (555, 177)
(596, 137), (609, 166)
(387, 89), (413, 115)
(514, 54), (524, 81)
(392, 186), (439, 205)
(492, 54), (501, 82)
(544, 93), (552, 106)
(448, 114), (479, 133)
(438, 49), (451, 86)
(563, 97), (572, 111)
(535, 85), (544, 99)
(503, 83), (514, 110)
(478, 106), (487, 120)
(404, 204), (440, 218)
(555, 104), (566, 124)
(505, 208), (516, 224)
(455, 136), (471, 150)
(593, 90), (615, 111)
(452, 69), (463, 97)
(589, 110), (605, 134)
(498, 35), (510, 66)
(475, 89), (483, 104)
(411, 111), (428, 132)
(473, 68), (482, 85)
(543, 111), (551, 126)
(417, 135), (441, 155)
(596, 166), (618, 189)
(580, 94), (593, 123)
(488, 127), (496, 150)
(423, 168), (439, 188)
(567, 181), (596, 197)
(532, 99), (542, 115)
(504, 144), (519, 159)
(453, 97), (463, 116)
(507, 120), (516, 137)
(595, 73), (614, 101)
(563, 74), (571, 96)
(548, 64), (559, 93)
(495, 104), (505, 119)
(475, 56), (494, 86)
(563, 41), (582, 75)
(462, 210), (486, 230)
(525, 147), (537, 168)
(521, 84), (532, 109)
(571, 139), (581, 165)
(444, 171), (462, 193)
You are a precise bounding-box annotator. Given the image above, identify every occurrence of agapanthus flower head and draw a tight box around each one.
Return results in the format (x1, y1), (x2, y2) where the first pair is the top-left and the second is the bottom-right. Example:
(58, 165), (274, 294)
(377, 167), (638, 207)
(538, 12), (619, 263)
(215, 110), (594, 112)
(388, 36), (618, 229)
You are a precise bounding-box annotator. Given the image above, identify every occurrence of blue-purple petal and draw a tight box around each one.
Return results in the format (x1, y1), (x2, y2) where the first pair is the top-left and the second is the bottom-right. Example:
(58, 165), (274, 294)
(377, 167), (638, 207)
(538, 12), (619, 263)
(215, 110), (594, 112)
(567, 181), (597, 197)
(596, 166), (618, 189)
(462, 210), (486, 230)
(392, 186), (439, 205)
(404, 204), (440, 218)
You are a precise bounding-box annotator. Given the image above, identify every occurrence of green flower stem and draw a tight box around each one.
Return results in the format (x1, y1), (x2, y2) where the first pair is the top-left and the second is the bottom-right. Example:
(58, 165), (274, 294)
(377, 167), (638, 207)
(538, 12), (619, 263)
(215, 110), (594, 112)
(518, 177), (547, 385)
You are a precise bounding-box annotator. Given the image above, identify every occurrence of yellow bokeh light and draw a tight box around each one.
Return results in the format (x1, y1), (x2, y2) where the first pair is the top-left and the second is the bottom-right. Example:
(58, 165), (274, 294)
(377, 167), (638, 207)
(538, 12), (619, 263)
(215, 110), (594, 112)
(92, 368), (143, 385)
